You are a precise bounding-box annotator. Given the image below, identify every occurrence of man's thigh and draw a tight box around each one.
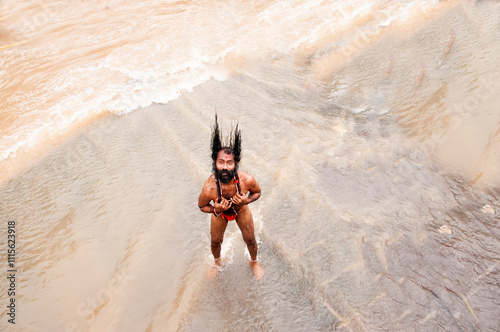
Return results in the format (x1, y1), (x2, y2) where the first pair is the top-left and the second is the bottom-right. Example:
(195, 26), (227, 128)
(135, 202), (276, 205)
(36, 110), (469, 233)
(211, 215), (228, 242)
(235, 206), (255, 240)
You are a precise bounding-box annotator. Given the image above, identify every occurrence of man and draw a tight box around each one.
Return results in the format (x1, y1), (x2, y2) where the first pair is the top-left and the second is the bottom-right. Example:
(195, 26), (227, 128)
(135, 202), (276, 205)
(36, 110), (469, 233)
(198, 116), (264, 280)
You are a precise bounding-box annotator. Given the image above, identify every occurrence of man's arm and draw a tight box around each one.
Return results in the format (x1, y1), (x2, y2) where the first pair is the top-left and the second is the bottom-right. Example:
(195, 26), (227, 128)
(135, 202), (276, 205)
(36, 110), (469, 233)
(198, 190), (215, 214)
(245, 174), (261, 204)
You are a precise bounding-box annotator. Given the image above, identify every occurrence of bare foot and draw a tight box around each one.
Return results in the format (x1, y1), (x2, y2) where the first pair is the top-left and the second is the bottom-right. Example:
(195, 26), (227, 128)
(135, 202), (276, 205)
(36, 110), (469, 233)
(250, 261), (264, 280)
(208, 259), (222, 280)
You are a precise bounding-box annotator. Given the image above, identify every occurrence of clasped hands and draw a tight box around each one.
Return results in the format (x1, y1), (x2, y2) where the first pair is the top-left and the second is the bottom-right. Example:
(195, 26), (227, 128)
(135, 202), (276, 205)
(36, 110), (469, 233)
(213, 193), (249, 213)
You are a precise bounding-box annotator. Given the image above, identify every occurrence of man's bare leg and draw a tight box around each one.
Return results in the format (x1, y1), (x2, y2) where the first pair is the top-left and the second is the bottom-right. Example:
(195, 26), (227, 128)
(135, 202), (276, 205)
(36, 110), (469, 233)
(236, 206), (264, 280)
(209, 214), (228, 279)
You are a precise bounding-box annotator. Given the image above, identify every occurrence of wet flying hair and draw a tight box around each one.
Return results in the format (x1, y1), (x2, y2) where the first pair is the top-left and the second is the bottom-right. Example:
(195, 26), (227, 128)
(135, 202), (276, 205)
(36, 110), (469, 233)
(211, 114), (241, 173)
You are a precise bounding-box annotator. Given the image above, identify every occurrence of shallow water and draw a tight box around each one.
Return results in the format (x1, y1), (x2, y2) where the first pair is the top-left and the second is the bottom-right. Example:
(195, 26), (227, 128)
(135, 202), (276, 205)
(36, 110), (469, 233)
(1, 1), (500, 331)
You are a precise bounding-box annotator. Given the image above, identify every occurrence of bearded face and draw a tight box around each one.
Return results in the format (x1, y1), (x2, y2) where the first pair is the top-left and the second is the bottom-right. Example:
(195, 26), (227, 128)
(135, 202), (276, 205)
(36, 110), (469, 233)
(216, 168), (236, 184)
(213, 149), (238, 184)
(211, 115), (242, 183)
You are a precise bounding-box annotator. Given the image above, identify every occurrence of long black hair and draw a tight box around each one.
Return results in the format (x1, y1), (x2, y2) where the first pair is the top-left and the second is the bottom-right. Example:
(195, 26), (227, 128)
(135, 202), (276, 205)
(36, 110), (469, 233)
(211, 114), (241, 173)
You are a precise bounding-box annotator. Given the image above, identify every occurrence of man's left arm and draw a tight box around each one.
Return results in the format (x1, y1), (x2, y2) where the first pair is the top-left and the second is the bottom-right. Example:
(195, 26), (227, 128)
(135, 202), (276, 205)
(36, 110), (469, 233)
(232, 174), (261, 205)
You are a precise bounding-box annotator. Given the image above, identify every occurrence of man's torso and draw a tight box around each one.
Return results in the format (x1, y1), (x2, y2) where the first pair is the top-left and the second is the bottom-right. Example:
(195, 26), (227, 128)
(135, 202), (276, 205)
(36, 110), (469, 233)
(210, 171), (248, 214)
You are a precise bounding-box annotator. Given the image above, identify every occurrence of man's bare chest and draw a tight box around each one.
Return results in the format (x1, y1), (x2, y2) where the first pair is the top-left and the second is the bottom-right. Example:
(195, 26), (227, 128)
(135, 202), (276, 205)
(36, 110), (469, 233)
(213, 181), (244, 201)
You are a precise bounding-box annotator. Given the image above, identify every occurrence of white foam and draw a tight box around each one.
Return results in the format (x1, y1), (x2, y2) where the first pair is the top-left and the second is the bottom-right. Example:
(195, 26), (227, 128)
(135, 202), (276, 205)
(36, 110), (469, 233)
(0, 0), (447, 165)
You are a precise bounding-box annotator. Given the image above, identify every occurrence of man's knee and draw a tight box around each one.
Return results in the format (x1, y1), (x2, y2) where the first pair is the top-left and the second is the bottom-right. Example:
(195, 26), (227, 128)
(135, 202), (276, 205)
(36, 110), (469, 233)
(211, 238), (223, 248)
(242, 235), (256, 246)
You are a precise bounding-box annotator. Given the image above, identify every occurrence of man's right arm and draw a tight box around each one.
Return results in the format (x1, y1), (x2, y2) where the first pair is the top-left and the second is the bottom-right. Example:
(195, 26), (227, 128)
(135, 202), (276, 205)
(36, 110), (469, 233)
(198, 183), (216, 214)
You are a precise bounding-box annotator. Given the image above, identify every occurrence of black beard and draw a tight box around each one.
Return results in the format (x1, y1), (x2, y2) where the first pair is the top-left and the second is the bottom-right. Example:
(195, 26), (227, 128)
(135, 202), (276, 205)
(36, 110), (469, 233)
(216, 169), (236, 184)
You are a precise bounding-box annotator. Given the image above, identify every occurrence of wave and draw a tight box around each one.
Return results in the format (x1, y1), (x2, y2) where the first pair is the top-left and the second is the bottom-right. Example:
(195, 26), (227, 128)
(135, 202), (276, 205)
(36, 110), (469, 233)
(0, 0), (452, 172)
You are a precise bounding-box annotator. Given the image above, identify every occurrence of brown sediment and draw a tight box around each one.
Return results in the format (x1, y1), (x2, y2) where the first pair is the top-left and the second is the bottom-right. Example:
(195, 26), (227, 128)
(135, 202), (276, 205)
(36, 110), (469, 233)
(0, 1), (499, 331)
(309, 0), (462, 80)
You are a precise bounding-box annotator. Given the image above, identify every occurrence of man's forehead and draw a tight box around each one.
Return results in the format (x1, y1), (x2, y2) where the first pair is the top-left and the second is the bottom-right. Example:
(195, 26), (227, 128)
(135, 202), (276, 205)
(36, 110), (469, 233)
(217, 151), (234, 160)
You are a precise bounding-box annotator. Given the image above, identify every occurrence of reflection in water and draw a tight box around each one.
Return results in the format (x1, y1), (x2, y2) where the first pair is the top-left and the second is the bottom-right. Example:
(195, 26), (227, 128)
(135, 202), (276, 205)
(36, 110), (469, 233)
(0, 1), (499, 331)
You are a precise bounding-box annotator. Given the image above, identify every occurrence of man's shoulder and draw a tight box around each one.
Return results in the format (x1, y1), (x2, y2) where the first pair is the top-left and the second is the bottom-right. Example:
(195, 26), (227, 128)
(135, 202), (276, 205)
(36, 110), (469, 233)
(203, 174), (217, 188)
(237, 171), (254, 183)
(200, 175), (217, 199)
